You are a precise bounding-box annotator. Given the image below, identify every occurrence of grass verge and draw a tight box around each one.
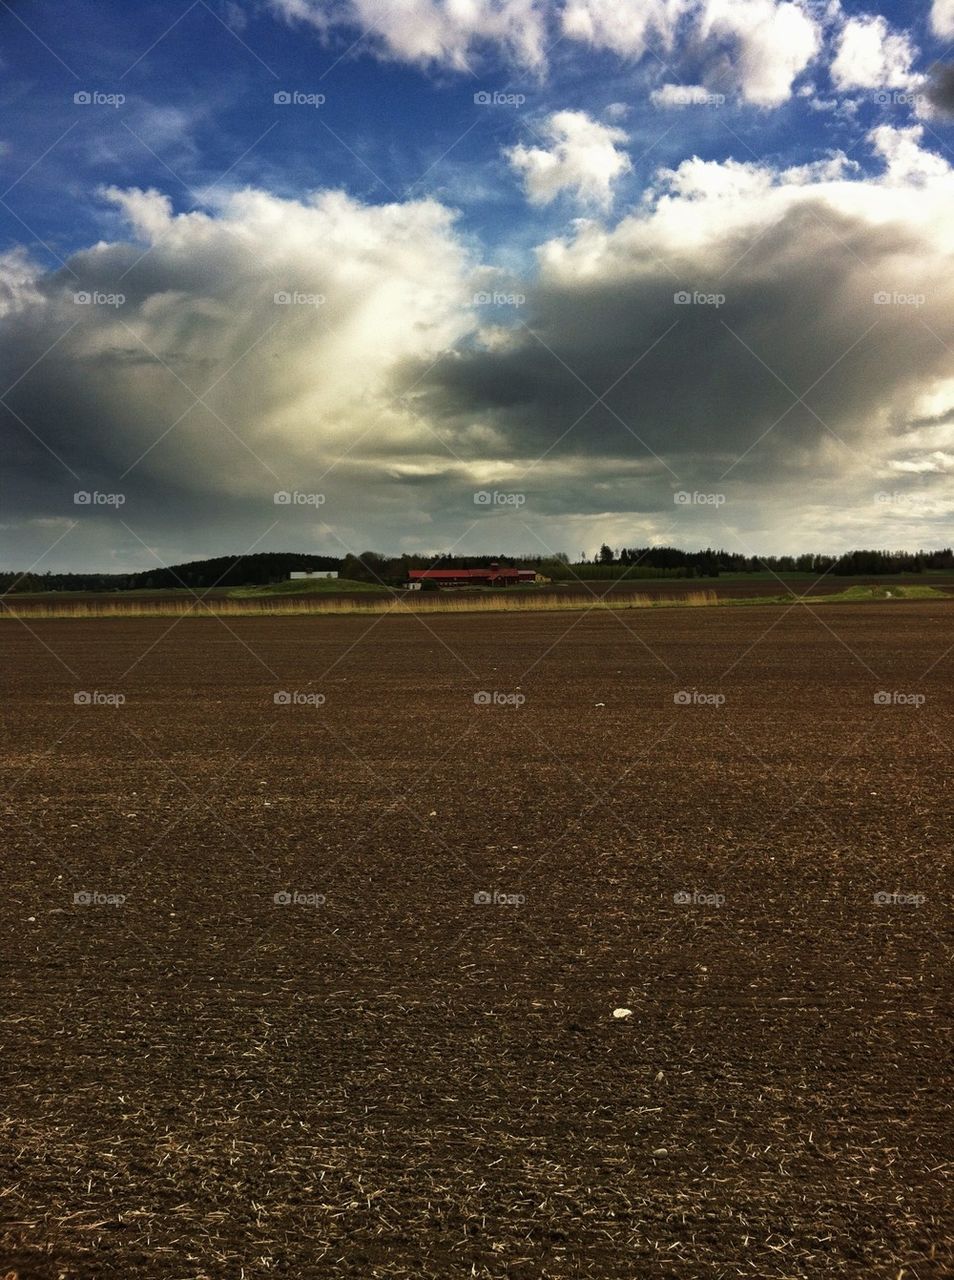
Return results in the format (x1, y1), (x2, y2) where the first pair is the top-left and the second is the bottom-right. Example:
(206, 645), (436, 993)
(1, 583), (951, 620)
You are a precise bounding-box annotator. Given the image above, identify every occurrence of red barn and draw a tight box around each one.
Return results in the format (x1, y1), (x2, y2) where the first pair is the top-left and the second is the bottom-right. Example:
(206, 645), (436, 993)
(408, 564), (536, 588)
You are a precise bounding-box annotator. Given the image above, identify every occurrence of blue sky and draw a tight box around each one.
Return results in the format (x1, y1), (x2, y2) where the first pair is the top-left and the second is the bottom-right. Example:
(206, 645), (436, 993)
(2, 0), (954, 569)
(4, 0), (948, 264)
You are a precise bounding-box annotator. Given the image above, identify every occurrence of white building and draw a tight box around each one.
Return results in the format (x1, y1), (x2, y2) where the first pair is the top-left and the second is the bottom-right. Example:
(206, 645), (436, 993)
(290, 571), (338, 580)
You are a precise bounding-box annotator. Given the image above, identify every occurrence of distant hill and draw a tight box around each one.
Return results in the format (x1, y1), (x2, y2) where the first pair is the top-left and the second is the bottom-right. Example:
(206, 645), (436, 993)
(0, 552), (342, 593)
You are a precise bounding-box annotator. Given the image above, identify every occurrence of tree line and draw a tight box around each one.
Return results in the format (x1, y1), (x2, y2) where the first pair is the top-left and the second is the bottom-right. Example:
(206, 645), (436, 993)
(597, 545), (954, 577)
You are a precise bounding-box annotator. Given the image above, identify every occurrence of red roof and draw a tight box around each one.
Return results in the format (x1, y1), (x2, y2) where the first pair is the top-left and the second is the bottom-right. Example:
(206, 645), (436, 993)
(409, 567), (533, 581)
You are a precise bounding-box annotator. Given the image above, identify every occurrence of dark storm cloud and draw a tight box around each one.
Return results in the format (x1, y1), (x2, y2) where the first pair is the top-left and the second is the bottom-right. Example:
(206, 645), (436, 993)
(0, 185), (478, 567)
(413, 202), (949, 486)
(926, 62), (954, 116)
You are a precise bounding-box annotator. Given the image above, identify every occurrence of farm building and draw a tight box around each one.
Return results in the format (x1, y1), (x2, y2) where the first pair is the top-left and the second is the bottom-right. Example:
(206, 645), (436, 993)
(290, 571), (338, 580)
(408, 565), (538, 588)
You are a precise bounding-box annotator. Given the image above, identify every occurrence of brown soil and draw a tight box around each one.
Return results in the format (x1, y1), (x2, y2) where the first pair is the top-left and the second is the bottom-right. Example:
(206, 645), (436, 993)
(1, 604), (951, 1278)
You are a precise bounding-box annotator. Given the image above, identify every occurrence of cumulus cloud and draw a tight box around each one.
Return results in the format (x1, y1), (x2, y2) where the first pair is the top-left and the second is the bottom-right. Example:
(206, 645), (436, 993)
(868, 124), (949, 185)
(270, 0), (820, 105)
(695, 0), (821, 106)
(830, 14), (919, 92)
(560, 0), (689, 58)
(561, 0), (822, 104)
(411, 126), (954, 539)
(560, 0), (823, 106)
(4, 126), (954, 567)
(0, 186), (480, 566)
(268, 0), (550, 71)
(505, 110), (631, 208)
(931, 0), (954, 39)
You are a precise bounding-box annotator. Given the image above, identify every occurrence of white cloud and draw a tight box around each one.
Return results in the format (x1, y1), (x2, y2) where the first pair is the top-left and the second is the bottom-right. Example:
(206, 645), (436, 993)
(697, 0), (821, 105)
(0, 247), (43, 318)
(102, 186), (176, 241)
(560, 0), (689, 57)
(831, 14), (919, 92)
(931, 0), (954, 39)
(270, 0), (820, 105)
(269, 0), (550, 71)
(869, 124), (950, 185)
(532, 125), (954, 278)
(505, 110), (631, 208)
(563, 0), (820, 105)
(890, 452), (954, 474)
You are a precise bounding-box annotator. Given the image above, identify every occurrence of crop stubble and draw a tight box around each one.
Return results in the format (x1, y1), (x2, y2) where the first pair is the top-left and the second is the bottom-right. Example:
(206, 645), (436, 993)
(1, 604), (951, 1277)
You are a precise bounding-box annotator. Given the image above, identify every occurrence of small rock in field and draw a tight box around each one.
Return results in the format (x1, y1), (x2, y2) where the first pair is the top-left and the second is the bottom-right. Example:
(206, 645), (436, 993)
(612, 1007), (633, 1019)
(652, 1147), (669, 1156)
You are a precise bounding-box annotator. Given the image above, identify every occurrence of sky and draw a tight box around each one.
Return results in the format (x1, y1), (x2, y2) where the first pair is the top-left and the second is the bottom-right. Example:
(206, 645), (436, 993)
(2, 0), (954, 572)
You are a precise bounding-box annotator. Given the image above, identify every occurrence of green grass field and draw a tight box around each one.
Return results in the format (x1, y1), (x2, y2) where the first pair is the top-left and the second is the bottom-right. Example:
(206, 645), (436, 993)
(228, 578), (389, 598)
